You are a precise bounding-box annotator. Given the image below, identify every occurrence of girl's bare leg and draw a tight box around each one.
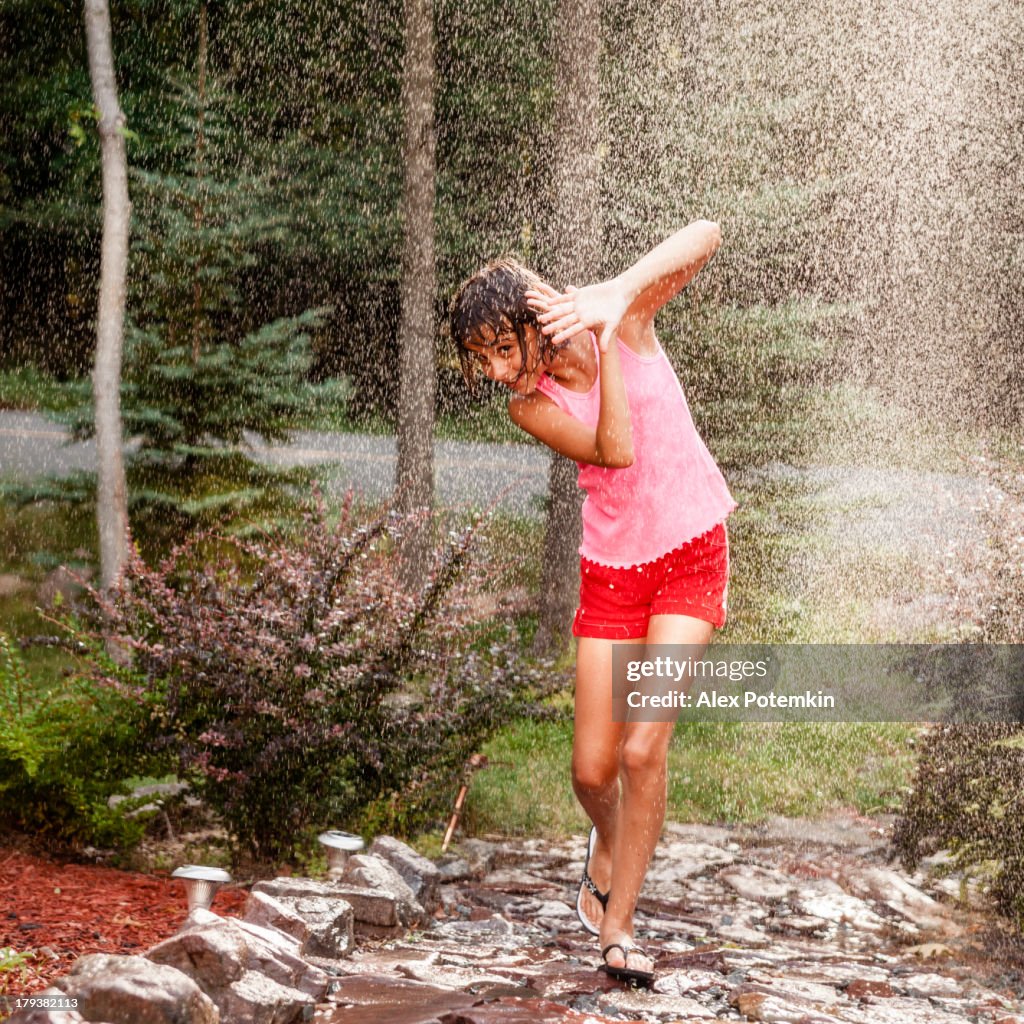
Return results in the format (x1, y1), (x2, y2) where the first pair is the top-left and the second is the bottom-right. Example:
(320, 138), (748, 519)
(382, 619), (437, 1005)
(572, 635), (641, 929)
(599, 613), (714, 974)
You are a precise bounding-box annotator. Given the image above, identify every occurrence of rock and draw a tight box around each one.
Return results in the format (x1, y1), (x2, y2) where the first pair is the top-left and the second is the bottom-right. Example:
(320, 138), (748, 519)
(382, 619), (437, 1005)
(645, 841), (736, 883)
(652, 968), (728, 996)
(531, 900), (575, 921)
(794, 886), (888, 933)
(901, 972), (961, 999)
(393, 959), (522, 991)
(755, 975), (847, 1005)
(719, 864), (794, 902)
(253, 876), (409, 938)
(331, 884), (414, 936)
(458, 838), (501, 875)
(715, 921), (772, 947)
(243, 888), (353, 959)
(432, 914), (516, 939)
(599, 986), (720, 1018)
(479, 868), (561, 894)
(146, 907), (327, 1022)
(251, 878), (342, 904)
(730, 984), (845, 1023)
(439, 996), (627, 1023)
(846, 978), (896, 999)
(839, 995), (980, 1022)
(662, 821), (737, 846)
(214, 970), (315, 1024)
(369, 835), (442, 912)
(437, 857), (473, 882)
(846, 867), (957, 935)
(341, 855), (426, 926)
(768, 913), (830, 935)
(322, 973), (476, 1023)
(781, 962), (889, 986)
(750, 814), (883, 852)
(58, 953), (218, 1024)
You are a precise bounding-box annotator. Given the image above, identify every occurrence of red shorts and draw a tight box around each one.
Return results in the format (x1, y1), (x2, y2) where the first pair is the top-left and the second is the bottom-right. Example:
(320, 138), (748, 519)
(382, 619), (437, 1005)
(573, 523), (730, 640)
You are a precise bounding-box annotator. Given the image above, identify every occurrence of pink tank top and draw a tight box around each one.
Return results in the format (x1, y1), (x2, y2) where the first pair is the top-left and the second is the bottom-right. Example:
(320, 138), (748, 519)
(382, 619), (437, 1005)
(534, 336), (736, 568)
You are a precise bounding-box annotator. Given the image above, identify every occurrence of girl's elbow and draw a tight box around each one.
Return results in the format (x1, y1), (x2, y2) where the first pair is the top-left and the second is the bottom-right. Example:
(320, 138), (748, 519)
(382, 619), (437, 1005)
(604, 447), (634, 469)
(701, 220), (722, 251)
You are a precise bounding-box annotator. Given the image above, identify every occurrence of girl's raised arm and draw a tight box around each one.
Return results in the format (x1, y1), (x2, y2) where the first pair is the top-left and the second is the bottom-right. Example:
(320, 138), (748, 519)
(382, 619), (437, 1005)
(535, 220), (722, 350)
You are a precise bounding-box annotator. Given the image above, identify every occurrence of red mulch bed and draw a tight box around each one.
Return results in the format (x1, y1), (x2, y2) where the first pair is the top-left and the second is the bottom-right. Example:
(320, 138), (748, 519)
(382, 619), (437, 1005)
(0, 848), (248, 995)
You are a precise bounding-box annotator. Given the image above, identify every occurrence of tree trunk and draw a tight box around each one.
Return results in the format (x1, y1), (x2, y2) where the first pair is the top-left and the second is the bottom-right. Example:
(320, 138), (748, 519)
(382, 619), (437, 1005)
(192, 2), (207, 366)
(84, 0), (130, 592)
(395, 0), (437, 589)
(533, 0), (603, 655)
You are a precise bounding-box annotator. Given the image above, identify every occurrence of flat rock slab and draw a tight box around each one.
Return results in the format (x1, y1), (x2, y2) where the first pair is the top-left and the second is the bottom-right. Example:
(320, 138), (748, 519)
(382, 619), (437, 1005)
(741, 814), (885, 852)
(437, 997), (637, 1024)
(317, 974), (477, 1024)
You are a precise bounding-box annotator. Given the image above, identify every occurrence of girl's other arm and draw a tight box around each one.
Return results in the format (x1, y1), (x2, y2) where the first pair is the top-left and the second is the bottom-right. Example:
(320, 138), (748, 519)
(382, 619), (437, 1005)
(617, 219), (722, 327)
(536, 220), (722, 347)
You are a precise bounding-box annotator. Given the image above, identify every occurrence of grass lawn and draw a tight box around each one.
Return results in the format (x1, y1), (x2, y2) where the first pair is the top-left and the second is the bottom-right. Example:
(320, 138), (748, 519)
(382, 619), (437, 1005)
(462, 717), (915, 839)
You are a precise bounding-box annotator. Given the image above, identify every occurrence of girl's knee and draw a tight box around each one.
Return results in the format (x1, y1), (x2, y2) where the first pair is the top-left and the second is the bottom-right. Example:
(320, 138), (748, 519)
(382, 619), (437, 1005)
(619, 737), (667, 781)
(572, 754), (617, 795)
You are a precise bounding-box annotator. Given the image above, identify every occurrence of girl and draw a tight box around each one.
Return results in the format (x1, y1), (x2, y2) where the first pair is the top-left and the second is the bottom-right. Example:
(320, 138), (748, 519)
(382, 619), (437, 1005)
(450, 221), (735, 985)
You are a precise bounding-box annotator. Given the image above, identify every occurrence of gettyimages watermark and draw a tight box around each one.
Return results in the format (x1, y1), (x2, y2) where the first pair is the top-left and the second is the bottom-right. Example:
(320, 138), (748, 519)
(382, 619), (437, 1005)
(611, 644), (1024, 722)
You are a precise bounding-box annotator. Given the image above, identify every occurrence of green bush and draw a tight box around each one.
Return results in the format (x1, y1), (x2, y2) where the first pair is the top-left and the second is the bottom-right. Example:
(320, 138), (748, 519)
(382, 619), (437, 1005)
(893, 723), (1024, 926)
(0, 632), (163, 850)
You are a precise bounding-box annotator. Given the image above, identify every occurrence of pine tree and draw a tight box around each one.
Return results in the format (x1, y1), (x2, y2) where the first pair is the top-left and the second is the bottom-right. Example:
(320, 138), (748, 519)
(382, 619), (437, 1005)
(69, 10), (329, 525)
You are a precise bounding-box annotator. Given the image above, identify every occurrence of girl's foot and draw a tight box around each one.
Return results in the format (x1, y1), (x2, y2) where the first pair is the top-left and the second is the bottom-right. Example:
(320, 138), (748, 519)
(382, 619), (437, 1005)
(577, 827), (612, 934)
(599, 934), (655, 987)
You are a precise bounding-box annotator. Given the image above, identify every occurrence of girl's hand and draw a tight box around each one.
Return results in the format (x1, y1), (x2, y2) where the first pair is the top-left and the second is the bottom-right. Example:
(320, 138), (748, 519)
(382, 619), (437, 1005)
(524, 281), (561, 322)
(531, 278), (629, 353)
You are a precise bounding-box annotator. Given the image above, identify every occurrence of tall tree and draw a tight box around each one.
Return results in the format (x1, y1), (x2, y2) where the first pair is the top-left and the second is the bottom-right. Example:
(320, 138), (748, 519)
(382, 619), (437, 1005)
(533, 0), (602, 654)
(395, 0), (437, 586)
(83, 0), (130, 590)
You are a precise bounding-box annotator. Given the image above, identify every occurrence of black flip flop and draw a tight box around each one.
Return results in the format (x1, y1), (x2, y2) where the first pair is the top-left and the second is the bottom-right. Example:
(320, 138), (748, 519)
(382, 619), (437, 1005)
(599, 941), (655, 988)
(575, 825), (609, 936)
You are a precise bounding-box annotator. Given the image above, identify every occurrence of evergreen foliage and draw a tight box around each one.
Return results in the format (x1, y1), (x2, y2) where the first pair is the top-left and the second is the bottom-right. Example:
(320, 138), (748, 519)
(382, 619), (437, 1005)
(123, 71), (327, 450)
(894, 723), (1024, 928)
(0, 630), (161, 849)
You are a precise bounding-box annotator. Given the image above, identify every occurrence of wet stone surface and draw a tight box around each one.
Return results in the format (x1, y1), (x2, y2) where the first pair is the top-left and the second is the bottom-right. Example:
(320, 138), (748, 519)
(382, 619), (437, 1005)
(311, 813), (1024, 1024)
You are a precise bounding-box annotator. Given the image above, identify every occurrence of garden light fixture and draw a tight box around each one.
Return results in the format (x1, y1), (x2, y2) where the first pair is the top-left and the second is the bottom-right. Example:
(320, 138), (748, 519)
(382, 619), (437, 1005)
(171, 865), (232, 912)
(318, 830), (365, 877)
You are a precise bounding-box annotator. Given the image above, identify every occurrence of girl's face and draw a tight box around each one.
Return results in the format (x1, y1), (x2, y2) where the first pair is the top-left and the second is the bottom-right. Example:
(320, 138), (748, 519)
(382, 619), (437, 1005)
(464, 323), (544, 395)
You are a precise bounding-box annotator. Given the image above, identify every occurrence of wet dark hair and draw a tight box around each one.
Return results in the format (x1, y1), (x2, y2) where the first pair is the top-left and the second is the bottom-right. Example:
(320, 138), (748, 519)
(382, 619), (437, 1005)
(449, 256), (565, 390)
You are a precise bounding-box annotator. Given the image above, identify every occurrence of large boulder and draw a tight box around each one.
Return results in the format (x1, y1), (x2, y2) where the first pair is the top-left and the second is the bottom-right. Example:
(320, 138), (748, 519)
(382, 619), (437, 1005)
(368, 835), (441, 913)
(243, 887), (354, 959)
(252, 876), (407, 937)
(254, 875), (416, 939)
(44, 954), (217, 1024)
(146, 908), (327, 1024)
(341, 854), (425, 927)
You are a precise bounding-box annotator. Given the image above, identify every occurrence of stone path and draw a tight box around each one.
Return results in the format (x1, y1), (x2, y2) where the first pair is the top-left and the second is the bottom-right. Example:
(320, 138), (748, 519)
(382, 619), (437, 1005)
(314, 815), (1023, 1024)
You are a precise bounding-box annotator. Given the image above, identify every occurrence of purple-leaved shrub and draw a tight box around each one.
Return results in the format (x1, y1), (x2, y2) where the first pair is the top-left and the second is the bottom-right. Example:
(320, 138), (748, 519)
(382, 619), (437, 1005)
(68, 496), (559, 863)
